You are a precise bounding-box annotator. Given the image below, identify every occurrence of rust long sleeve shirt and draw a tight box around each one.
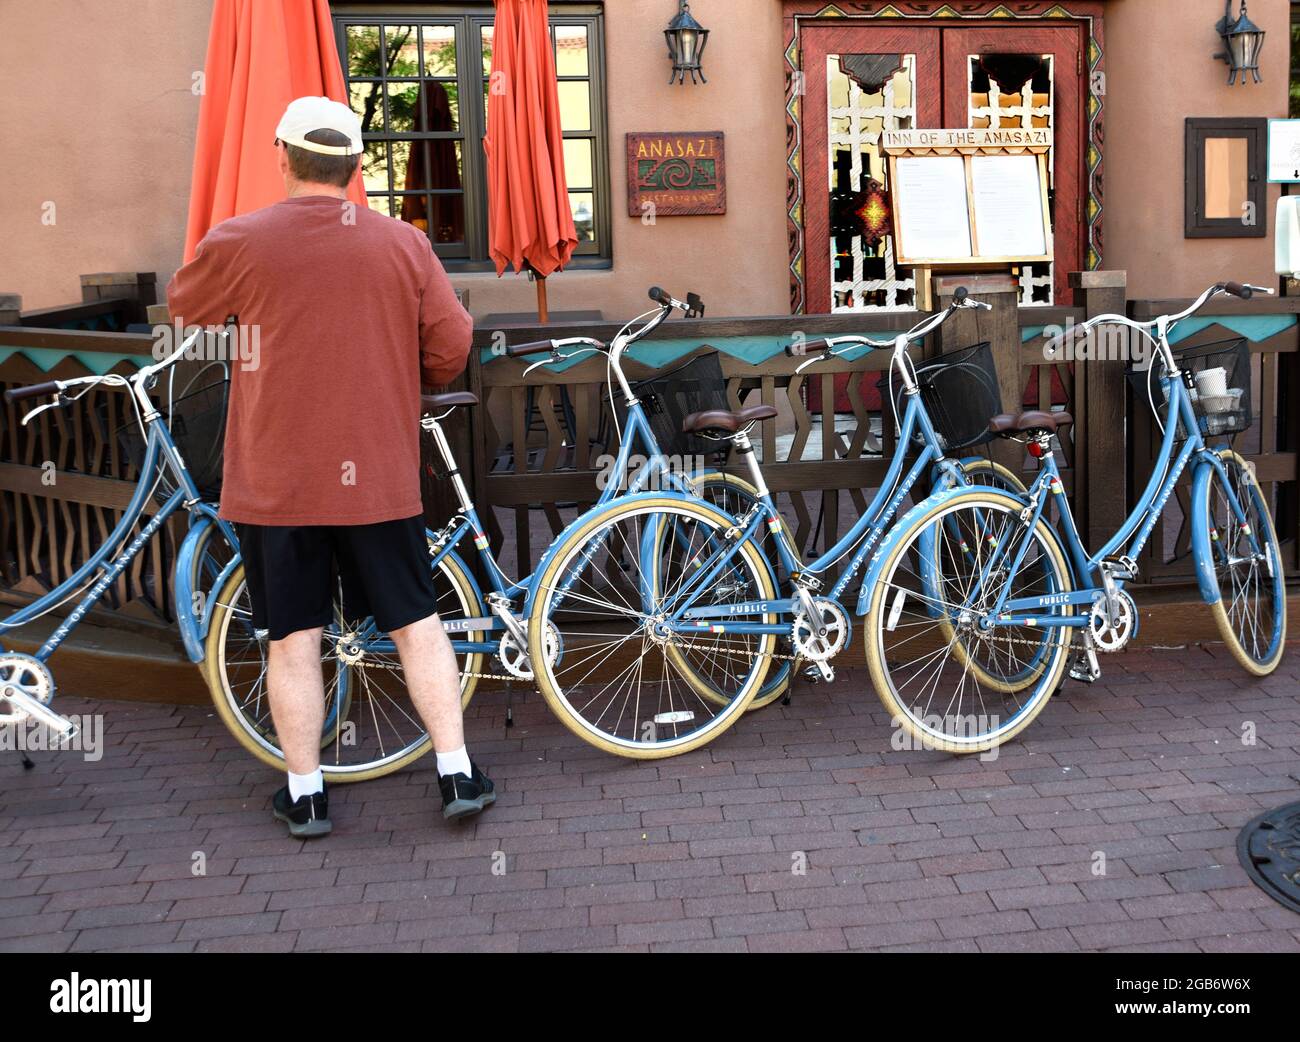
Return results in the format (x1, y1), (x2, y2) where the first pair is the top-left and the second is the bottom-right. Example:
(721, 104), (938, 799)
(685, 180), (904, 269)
(165, 195), (472, 526)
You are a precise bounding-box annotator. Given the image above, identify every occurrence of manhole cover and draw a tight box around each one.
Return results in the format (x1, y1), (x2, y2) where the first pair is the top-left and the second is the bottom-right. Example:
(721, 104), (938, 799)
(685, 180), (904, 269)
(1237, 800), (1300, 915)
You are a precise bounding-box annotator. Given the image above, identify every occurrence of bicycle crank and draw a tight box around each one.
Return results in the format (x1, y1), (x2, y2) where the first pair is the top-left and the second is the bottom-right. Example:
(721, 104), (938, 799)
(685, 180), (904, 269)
(0, 652), (76, 738)
(496, 621), (562, 681)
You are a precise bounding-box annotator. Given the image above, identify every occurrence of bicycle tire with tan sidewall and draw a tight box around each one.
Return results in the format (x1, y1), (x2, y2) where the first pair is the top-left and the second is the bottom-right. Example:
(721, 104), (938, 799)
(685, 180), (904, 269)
(528, 495), (777, 759)
(862, 488), (1075, 754)
(202, 548), (485, 782)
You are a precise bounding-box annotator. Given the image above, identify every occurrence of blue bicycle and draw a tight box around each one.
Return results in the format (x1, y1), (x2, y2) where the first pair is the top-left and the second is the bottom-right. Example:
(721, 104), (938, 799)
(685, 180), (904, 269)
(1, 329), (242, 746)
(522, 289), (1028, 750)
(859, 281), (1288, 752)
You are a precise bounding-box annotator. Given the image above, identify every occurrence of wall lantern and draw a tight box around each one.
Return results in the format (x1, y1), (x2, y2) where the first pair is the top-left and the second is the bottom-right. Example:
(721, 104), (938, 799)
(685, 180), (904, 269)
(665, 1), (709, 85)
(1215, 0), (1265, 85)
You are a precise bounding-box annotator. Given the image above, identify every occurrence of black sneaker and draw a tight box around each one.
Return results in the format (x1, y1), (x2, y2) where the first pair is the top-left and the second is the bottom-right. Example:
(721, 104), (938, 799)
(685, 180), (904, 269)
(438, 762), (496, 821)
(272, 783), (332, 838)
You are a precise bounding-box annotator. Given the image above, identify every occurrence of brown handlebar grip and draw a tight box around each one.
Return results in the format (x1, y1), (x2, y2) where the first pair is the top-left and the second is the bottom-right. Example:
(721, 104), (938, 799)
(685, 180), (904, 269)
(505, 339), (556, 359)
(4, 380), (60, 404)
(784, 338), (831, 358)
(1222, 281), (1252, 300)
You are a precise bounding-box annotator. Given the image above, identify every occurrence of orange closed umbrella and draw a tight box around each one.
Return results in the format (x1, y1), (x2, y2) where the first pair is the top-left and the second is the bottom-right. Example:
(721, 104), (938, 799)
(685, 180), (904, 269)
(183, 0), (365, 262)
(484, 0), (578, 322)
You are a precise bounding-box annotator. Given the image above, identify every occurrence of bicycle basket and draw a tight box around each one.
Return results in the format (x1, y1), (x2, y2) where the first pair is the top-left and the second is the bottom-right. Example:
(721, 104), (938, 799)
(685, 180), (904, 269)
(1125, 336), (1251, 442)
(117, 377), (229, 502)
(617, 351), (730, 459)
(882, 341), (1001, 451)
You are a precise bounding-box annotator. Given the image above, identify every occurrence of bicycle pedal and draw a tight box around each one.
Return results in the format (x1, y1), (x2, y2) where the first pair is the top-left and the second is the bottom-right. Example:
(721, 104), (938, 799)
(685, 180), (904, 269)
(1100, 555), (1137, 581)
(1067, 644), (1101, 684)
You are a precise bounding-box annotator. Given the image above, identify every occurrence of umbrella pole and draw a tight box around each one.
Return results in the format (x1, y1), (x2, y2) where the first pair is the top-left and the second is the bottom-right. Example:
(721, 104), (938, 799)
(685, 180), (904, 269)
(535, 274), (548, 324)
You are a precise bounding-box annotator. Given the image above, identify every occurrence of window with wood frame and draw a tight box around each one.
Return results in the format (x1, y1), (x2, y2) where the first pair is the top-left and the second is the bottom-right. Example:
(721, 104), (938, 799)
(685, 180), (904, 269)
(331, 3), (610, 269)
(1185, 117), (1267, 238)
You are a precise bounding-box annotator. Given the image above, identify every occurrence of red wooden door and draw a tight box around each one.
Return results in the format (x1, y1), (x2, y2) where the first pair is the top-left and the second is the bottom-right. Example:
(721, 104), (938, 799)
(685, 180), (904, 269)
(802, 24), (941, 315)
(941, 26), (1084, 306)
(799, 21), (1086, 313)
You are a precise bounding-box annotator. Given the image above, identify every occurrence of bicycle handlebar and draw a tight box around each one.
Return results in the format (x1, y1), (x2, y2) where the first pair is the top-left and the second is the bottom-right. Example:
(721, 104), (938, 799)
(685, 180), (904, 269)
(783, 287), (990, 358)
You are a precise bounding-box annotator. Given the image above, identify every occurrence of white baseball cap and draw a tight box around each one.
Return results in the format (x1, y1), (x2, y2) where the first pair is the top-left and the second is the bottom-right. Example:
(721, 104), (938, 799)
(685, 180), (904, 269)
(275, 96), (363, 156)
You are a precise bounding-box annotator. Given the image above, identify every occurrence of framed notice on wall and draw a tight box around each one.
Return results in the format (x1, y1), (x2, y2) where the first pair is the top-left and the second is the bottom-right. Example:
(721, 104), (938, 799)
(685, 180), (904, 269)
(883, 129), (1053, 267)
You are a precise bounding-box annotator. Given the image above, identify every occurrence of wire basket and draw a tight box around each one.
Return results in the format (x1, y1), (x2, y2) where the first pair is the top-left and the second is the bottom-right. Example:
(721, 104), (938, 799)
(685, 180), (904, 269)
(616, 351), (730, 459)
(117, 377), (229, 503)
(1125, 336), (1251, 442)
(882, 340), (1001, 451)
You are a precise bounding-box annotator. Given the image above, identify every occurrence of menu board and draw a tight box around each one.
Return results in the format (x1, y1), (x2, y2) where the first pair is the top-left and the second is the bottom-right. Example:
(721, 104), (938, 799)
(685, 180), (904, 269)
(970, 154), (1048, 258)
(883, 130), (1053, 266)
(894, 156), (973, 260)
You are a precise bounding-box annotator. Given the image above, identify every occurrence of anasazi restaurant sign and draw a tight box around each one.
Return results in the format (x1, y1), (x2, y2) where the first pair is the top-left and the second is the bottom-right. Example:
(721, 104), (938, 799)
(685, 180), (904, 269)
(625, 131), (726, 216)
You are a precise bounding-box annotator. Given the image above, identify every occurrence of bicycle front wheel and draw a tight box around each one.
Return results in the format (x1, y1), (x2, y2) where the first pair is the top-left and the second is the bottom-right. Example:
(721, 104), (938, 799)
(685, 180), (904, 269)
(862, 490), (1074, 753)
(1199, 449), (1286, 675)
(528, 497), (777, 758)
(202, 546), (485, 782)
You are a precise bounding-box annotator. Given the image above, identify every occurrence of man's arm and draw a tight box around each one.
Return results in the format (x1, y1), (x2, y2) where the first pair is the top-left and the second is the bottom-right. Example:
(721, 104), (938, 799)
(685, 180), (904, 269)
(418, 242), (473, 389)
(165, 228), (238, 329)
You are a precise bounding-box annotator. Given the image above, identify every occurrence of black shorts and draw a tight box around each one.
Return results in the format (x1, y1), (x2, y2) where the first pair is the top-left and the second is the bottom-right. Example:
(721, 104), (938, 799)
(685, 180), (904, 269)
(236, 515), (438, 641)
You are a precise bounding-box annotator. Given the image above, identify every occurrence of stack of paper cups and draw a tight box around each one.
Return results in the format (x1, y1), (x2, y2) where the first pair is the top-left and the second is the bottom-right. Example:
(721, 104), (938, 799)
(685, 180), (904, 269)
(1195, 367), (1228, 397)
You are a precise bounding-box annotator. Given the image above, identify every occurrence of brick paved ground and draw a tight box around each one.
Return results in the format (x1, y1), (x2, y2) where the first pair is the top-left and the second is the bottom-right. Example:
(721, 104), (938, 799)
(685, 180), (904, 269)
(3, 643), (1300, 953)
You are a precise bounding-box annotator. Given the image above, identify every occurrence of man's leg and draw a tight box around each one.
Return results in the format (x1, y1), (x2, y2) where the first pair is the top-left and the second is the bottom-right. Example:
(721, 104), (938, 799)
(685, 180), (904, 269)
(266, 626), (327, 776)
(389, 613), (463, 754)
(238, 523), (334, 837)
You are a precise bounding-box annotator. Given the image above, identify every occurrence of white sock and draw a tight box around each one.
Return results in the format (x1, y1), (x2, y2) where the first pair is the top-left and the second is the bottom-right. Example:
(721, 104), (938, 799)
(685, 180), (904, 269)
(288, 768), (324, 801)
(436, 745), (472, 778)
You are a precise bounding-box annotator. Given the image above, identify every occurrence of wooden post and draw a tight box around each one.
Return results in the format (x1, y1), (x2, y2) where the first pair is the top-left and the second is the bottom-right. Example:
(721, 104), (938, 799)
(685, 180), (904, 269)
(80, 272), (157, 325)
(933, 272), (1022, 473)
(1069, 270), (1128, 551)
(0, 294), (21, 326)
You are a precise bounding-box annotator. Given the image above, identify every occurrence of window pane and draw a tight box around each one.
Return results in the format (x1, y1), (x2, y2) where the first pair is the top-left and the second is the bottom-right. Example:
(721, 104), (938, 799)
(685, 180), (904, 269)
(412, 79), (459, 132)
(350, 81), (385, 134)
(399, 193), (465, 244)
(366, 194), (393, 218)
(570, 192), (595, 241)
(481, 24), (494, 75)
(1204, 136), (1249, 220)
(394, 140), (463, 193)
(421, 24), (457, 77)
(385, 81), (422, 132)
(554, 25), (588, 76)
(362, 141), (390, 193)
(557, 80), (591, 131)
(346, 25), (382, 77)
(384, 25), (419, 77)
(562, 138), (592, 189)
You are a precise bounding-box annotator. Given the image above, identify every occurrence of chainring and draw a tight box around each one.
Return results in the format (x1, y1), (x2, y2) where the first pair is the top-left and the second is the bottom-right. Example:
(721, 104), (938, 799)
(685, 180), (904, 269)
(1088, 591), (1137, 653)
(791, 598), (850, 662)
(0, 652), (56, 726)
(497, 622), (562, 680)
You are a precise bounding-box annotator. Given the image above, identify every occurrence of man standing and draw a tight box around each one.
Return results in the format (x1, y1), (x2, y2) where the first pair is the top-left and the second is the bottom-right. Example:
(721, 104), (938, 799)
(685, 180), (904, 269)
(167, 97), (493, 837)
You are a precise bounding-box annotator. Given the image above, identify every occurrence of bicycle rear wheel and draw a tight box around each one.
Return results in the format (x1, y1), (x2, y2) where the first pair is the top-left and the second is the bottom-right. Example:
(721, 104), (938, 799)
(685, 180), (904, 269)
(862, 489), (1074, 753)
(202, 545), (485, 781)
(1199, 449), (1286, 675)
(528, 496), (776, 758)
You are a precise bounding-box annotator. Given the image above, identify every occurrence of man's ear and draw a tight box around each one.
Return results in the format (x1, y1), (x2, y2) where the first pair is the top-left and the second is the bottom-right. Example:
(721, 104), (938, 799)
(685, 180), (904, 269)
(276, 142), (290, 180)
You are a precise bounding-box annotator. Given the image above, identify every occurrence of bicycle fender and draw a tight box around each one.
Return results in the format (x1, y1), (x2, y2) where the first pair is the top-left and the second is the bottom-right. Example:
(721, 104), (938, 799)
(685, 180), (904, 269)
(856, 483), (1023, 616)
(1189, 455), (1225, 606)
(520, 491), (764, 619)
(174, 517), (216, 662)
